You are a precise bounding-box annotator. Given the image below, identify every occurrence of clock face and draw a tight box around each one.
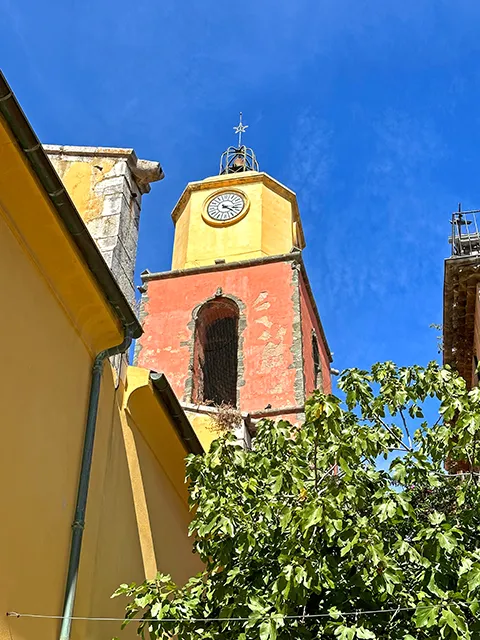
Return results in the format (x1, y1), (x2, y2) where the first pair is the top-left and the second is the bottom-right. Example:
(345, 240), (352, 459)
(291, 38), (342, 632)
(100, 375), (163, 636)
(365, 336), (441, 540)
(207, 192), (246, 222)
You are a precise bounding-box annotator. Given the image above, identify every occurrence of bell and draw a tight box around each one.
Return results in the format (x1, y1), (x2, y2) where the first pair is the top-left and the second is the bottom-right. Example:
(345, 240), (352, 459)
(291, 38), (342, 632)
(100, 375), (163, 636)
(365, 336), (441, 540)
(232, 153), (245, 171)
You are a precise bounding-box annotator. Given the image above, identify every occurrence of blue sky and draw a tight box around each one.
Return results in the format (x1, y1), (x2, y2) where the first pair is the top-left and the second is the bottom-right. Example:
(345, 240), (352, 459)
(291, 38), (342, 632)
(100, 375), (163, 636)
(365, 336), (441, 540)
(2, 0), (480, 376)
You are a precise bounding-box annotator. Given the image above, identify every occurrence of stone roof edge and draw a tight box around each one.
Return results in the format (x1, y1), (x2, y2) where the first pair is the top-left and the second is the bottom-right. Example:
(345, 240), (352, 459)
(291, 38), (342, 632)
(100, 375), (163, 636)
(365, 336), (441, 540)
(150, 372), (204, 455)
(141, 251), (300, 282)
(43, 144), (138, 162)
(43, 144), (165, 189)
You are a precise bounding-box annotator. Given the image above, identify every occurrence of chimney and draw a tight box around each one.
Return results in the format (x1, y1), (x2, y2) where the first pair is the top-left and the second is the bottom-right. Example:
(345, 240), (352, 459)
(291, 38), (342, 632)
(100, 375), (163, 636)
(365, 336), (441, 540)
(43, 145), (164, 309)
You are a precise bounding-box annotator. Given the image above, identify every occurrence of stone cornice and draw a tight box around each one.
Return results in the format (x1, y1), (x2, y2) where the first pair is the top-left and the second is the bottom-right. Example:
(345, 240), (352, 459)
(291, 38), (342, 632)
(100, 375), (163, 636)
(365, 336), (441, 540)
(43, 144), (164, 192)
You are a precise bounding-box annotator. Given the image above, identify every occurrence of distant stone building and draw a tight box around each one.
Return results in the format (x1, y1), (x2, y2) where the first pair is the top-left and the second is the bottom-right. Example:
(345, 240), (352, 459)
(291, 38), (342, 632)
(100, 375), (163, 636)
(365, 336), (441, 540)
(443, 208), (480, 387)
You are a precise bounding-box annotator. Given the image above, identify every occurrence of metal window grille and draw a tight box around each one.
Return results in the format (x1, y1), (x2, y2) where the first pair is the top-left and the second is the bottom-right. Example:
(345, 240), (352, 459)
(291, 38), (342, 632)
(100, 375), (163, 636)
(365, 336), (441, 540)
(193, 299), (239, 406)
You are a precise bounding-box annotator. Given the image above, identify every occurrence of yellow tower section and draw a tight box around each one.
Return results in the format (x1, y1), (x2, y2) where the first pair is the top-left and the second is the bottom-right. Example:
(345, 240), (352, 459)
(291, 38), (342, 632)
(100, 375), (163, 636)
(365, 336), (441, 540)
(171, 171), (306, 270)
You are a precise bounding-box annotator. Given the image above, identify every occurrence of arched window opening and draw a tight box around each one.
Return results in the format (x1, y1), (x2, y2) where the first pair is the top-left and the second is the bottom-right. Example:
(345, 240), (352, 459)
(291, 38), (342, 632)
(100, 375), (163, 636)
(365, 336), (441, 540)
(192, 298), (239, 406)
(312, 332), (323, 390)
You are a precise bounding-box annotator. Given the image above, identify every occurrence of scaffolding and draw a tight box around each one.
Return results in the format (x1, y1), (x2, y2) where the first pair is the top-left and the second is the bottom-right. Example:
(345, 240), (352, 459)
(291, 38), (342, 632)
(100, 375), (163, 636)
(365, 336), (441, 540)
(450, 205), (480, 256)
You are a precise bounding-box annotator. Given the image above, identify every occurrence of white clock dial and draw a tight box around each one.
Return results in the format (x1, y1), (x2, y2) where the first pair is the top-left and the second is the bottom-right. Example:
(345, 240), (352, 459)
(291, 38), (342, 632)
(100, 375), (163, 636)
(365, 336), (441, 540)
(207, 192), (246, 222)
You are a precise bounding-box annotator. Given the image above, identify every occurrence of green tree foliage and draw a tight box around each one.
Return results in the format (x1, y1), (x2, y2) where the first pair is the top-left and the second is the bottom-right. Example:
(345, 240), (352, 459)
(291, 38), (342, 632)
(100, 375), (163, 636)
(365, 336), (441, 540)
(114, 362), (480, 639)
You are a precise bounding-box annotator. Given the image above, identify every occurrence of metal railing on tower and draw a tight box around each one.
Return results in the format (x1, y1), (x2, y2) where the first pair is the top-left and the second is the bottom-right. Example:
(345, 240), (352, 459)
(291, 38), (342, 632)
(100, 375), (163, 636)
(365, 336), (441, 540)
(450, 205), (480, 256)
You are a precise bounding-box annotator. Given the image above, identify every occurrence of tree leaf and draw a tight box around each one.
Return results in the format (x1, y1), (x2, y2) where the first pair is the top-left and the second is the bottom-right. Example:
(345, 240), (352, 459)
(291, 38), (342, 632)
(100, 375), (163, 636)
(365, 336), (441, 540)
(437, 532), (456, 553)
(466, 566), (480, 593)
(302, 502), (323, 530)
(356, 627), (376, 638)
(334, 625), (356, 640)
(114, 361), (480, 640)
(259, 620), (276, 640)
(272, 472), (283, 494)
(414, 604), (438, 628)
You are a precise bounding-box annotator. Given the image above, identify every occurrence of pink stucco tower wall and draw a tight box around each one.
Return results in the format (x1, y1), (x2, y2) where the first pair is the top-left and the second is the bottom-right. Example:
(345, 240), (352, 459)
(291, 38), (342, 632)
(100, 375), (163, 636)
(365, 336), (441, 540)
(135, 252), (331, 424)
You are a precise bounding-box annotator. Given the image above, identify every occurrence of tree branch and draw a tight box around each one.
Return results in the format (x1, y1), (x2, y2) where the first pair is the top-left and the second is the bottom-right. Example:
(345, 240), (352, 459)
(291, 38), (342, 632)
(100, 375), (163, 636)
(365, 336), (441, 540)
(313, 423), (319, 490)
(375, 414), (412, 452)
(399, 408), (413, 450)
(317, 464), (337, 486)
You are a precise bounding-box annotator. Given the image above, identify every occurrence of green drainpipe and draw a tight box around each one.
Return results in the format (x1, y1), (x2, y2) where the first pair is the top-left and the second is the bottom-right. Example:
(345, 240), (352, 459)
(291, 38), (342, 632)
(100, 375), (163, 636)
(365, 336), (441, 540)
(59, 329), (134, 640)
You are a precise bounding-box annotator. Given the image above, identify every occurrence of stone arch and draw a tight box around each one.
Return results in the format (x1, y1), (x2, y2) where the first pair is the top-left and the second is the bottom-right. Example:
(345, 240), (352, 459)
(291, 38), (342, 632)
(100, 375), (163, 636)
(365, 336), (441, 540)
(184, 291), (246, 406)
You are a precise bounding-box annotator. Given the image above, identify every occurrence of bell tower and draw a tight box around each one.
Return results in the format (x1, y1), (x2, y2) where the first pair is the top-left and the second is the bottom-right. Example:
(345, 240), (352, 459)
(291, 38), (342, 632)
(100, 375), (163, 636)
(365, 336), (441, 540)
(135, 116), (332, 449)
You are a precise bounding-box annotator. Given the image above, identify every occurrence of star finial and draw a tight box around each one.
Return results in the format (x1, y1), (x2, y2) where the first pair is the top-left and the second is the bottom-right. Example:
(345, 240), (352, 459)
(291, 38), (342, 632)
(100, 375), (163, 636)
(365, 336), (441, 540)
(233, 112), (248, 147)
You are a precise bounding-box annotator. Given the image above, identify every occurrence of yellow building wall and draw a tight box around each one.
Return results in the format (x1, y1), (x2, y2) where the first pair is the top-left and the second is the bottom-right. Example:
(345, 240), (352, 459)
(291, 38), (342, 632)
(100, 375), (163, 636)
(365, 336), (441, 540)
(260, 183), (298, 257)
(171, 173), (303, 270)
(74, 369), (202, 640)
(0, 121), (123, 353)
(171, 199), (191, 271)
(0, 207), (93, 640)
(173, 180), (264, 269)
(0, 206), (201, 640)
(185, 411), (220, 451)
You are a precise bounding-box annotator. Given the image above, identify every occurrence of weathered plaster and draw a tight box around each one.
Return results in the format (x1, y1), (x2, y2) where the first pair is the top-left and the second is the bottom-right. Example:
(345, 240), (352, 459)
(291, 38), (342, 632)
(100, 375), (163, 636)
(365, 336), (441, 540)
(298, 270), (332, 395)
(290, 261), (306, 406)
(45, 145), (162, 310)
(136, 259), (303, 416)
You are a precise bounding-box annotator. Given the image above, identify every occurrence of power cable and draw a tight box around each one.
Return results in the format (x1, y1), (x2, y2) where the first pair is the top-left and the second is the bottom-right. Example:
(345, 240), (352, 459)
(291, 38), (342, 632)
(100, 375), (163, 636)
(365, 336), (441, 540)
(5, 605), (441, 623)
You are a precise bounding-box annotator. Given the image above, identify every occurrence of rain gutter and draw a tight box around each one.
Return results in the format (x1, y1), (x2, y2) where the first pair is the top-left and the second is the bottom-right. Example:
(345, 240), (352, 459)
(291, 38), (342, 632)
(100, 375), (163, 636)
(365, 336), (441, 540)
(59, 330), (134, 640)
